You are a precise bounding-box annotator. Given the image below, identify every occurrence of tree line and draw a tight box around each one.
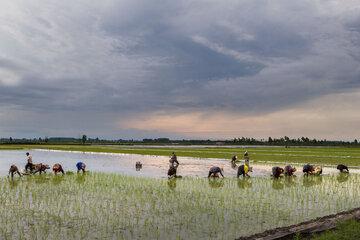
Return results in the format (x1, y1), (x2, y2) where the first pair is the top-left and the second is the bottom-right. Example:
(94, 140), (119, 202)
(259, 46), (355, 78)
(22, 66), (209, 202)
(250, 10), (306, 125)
(1, 136), (359, 146)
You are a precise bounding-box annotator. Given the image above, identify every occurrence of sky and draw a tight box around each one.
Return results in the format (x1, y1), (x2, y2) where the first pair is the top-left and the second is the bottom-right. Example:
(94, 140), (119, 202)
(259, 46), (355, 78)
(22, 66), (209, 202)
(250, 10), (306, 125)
(0, 0), (359, 140)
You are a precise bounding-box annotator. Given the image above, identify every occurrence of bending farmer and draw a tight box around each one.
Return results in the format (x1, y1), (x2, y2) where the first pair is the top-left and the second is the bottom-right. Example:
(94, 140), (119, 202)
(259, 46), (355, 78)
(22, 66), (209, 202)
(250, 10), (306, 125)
(272, 167), (284, 179)
(337, 164), (349, 173)
(76, 162), (86, 173)
(284, 165), (297, 177)
(8, 165), (21, 178)
(303, 164), (314, 176)
(208, 166), (225, 178)
(237, 165), (252, 178)
(53, 163), (65, 175)
(33, 163), (50, 175)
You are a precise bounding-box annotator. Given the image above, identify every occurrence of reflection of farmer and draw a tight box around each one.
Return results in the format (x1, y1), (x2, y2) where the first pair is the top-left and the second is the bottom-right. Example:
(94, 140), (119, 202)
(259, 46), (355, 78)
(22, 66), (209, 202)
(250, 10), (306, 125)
(272, 179), (284, 190)
(237, 165), (252, 178)
(337, 164), (349, 173)
(168, 178), (177, 190)
(76, 162), (86, 173)
(25, 152), (34, 172)
(337, 174), (349, 183)
(244, 151), (249, 166)
(272, 167), (284, 179)
(231, 162), (237, 169)
(237, 178), (252, 189)
(303, 175), (322, 187)
(208, 166), (225, 178)
(284, 176), (296, 188)
(169, 152), (179, 168)
(208, 178), (224, 188)
(284, 165), (296, 177)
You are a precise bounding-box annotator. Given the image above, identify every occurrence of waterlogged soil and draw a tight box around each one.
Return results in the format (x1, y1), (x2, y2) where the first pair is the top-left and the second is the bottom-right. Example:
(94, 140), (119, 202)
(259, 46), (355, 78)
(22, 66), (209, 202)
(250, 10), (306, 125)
(1, 150), (359, 178)
(0, 149), (359, 178)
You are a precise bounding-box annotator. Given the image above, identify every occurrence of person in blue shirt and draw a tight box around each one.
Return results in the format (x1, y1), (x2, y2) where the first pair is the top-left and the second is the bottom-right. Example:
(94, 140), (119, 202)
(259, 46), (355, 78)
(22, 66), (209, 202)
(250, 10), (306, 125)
(208, 166), (225, 178)
(76, 162), (86, 173)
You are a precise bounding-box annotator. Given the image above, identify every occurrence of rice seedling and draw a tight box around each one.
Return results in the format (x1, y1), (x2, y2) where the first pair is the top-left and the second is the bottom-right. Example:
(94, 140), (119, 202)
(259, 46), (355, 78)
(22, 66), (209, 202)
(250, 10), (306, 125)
(0, 173), (360, 239)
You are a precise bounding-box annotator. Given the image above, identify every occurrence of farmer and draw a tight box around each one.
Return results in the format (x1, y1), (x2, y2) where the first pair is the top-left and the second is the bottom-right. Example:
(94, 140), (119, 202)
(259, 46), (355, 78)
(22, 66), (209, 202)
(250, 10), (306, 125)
(314, 166), (323, 175)
(244, 151), (249, 166)
(52, 163), (65, 175)
(237, 164), (253, 178)
(76, 162), (86, 173)
(284, 165), (297, 177)
(169, 152), (179, 168)
(272, 166), (284, 179)
(33, 163), (50, 175)
(8, 165), (21, 178)
(231, 155), (238, 163)
(25, 152), (34, 172)
(303, 164), (315, 176)
(208, 166), (225, 178)
(168, 166), (177, 178)
(337, 164), (349, 173)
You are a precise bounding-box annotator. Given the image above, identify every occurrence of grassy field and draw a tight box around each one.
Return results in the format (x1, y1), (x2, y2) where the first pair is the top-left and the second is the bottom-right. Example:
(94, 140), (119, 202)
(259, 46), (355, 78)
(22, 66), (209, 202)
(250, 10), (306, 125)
(2, 144), (360, 166)
(307, 219), (360, 240)
(2, 172), (360, 239)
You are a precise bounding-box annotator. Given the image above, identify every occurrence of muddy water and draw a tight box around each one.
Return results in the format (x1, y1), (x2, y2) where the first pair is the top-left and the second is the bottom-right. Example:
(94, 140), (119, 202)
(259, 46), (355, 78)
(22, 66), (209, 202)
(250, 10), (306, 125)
(0, 150), (359, 177)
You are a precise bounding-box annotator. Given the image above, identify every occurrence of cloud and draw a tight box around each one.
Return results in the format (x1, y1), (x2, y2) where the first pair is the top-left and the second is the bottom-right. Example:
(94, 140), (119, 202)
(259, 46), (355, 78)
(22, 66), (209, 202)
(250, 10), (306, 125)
(0, 0), (359, 139)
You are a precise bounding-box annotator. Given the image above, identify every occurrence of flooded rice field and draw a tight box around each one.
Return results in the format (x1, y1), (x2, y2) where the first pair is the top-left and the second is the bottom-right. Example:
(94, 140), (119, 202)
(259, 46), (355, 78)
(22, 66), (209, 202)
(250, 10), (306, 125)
(1, 172), (360, 239)
(2, 149), (360, 239)
(1, 149), (359, 177)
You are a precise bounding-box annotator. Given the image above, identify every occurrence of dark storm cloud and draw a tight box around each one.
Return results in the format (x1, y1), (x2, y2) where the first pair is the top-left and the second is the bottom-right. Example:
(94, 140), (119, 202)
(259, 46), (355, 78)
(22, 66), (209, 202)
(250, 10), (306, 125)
(0, 0), (360, 138)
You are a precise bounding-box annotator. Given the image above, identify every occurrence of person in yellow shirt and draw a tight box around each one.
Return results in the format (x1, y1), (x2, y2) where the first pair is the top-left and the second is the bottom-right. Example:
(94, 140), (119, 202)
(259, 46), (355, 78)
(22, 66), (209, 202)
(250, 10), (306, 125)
(237, 164), (253, 178)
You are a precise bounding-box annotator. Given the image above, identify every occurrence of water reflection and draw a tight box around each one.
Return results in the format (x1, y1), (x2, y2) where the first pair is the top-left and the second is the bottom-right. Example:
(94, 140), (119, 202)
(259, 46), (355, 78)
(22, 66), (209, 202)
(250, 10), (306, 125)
(303, 176), (322, 188)
(76, 174), (86, 184)
(1, 150), (360, 179)
(284, 176), (296, 188)
(208, 178), (224, 188)
(337, 173), (349, 183)
(135, 161), (142, 171)
(52, 175), (64, 185)
(272, 179), (284, 190)
(8, 178), (20, 188)
(230, 162), (237, 170)
(168, 178), (177, 190)
(237, 178), (252, 189)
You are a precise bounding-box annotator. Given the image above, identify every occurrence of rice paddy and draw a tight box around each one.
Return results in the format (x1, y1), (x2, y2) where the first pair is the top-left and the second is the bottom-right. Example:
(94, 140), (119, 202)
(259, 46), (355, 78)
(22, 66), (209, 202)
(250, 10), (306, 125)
(2, 172), (360, 239)
(2, 144), (360, 166)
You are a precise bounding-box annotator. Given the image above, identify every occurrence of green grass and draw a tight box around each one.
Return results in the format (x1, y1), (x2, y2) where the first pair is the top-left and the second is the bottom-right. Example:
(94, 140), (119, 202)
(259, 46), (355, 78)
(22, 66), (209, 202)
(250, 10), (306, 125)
(2, 173), (360, 239)
(307, 219), (360, 240)
(2, 144), (360, 166)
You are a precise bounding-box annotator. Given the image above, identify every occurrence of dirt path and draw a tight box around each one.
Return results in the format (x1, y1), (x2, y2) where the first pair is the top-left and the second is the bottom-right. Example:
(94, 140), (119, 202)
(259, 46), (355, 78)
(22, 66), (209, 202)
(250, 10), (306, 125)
(236, 207), (360, 240)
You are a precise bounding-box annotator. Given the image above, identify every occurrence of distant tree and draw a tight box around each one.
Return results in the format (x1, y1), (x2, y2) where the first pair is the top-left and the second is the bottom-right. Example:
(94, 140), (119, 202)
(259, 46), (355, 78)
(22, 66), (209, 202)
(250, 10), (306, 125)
(9, 137), (13, 143)
(39, 137), (42, 142)
(82, 135), (87, 144)
(45, 137), (49, 143)
(354, 139), (358, 144)
(268, 137), (273, 143)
